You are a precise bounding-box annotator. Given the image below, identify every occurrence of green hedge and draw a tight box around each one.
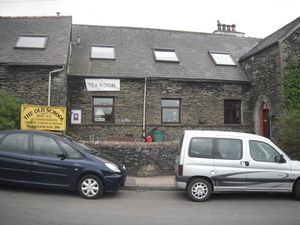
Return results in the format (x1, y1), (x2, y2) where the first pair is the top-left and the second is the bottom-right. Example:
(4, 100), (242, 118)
(277, 58), (300, 159)
(0, 94), (22, 130)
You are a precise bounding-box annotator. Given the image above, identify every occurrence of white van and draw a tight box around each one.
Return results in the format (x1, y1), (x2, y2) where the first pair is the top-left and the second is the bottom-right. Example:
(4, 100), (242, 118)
(175, 130), (300, 201)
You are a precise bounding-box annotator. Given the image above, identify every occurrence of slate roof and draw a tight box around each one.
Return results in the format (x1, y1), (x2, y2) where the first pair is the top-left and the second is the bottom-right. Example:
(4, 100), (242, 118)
(0, 16), (72, 66)
(240, 16), (300, 61)
(69, 25), (260, 82)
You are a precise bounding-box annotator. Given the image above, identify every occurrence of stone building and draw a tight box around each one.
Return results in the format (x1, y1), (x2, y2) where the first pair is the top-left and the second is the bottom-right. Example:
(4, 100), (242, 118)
(0, 15), (299, 144)
(240, 16), (300, 143)
(67, 25), (258, 141)
(0, 16), (72, 106)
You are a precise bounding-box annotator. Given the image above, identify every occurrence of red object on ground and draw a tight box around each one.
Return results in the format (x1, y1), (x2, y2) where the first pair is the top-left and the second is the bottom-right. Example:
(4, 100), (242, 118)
(146, 136), (153, 142)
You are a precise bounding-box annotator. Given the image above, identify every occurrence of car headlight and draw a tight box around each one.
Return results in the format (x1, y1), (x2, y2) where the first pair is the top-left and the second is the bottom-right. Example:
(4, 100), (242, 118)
(105, 162), (121, 173)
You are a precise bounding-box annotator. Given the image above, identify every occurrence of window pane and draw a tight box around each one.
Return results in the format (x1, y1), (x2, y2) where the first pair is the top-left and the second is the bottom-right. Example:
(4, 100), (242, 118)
(161, 99), (181, 124)
(16, 36), (47, 48)
(33, 135), (62, 157)
(154, 50), (179, 62)
(224, 100), (241, 124)
(94, 98), (113, 105)
(58, 141), (84, 159)
(216, 139), (242, 160)
(93, 97), (114, 123)
(250, 141), (280, 162)
(0, 134), (28, 154)
(91, 46), (115, 59)
(162, 99), (180, 107)
(162, 108), (179, 123)
(94, 107), (113, 122)
(189, 138), (213, 158)
(210, 52), (235, 65)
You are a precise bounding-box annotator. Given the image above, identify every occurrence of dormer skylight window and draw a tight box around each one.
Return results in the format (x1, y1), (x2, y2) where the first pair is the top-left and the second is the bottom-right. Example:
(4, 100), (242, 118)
(15, 35), (48, 49)
(209, 52), (236, 66)
(91, 46), (115, 59)
(153, 49), (179, 62)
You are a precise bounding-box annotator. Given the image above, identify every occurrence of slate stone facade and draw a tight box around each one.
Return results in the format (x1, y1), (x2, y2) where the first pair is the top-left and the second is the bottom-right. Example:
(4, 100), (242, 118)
(240, 26), (300, 146)
(281, 27), (300, 64)
(0, 65), (67, 106)
(87, 141), (179, 176)
(68, 76), (251, 141)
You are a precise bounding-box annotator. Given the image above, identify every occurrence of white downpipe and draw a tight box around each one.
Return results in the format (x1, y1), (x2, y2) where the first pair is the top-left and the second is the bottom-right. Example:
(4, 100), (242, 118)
(142, 78), (147, 141)
(48, 67), (64, 106)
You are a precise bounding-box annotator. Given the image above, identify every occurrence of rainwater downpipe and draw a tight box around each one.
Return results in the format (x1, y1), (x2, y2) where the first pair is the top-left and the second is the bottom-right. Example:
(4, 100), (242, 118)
(48, 66), (65, 106)
(142, 77), (147, 141)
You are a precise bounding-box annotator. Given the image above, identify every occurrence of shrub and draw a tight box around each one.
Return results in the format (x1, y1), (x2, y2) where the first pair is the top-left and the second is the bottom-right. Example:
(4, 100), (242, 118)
(277, 58), (300, 159)
(0, 94), (22, 130)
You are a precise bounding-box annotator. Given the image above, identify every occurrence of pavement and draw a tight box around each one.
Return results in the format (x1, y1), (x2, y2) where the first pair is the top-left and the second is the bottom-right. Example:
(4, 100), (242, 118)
(124, 176), (176, 190)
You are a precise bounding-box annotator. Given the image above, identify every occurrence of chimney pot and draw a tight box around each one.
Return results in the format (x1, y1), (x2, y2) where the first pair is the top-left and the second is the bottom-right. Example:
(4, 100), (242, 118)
(56, 12), (60, 16)
(222, 24), (226, 30)
(226, 24), (231, 31)
(231, 24), (236, 32)
(217, 20), (221, 30)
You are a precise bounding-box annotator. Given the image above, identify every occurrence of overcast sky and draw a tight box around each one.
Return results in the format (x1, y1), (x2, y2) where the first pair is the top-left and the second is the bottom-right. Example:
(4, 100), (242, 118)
(0, 0), (299, 38)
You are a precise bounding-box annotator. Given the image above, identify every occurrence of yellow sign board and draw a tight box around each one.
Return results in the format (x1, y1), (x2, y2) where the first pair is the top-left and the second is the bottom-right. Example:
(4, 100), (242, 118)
(21, 104), (67, 131)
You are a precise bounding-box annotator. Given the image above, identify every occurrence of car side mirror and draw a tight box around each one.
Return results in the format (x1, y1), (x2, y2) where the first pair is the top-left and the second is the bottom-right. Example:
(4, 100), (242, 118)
(57, 153), (67, 160)
(275, 154), (286, 163)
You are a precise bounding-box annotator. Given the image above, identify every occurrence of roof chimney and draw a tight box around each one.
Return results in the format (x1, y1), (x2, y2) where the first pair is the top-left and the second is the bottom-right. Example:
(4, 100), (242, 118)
(56, 12), (60, 16)
(213, 20), (245, 37)
(76, 35), (80, 45)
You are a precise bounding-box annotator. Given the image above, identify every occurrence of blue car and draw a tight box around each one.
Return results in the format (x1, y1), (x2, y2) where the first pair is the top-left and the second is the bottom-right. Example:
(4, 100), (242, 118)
(0, 130), (127, 199)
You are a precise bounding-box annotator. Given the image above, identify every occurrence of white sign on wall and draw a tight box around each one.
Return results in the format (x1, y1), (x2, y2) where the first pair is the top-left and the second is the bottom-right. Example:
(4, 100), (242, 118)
(85, 79), (120, 91)
(71, 110), (82, 124)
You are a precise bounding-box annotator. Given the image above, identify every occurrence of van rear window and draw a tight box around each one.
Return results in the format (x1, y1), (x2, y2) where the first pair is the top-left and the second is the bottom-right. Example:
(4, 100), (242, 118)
(189, 138), (213, 158)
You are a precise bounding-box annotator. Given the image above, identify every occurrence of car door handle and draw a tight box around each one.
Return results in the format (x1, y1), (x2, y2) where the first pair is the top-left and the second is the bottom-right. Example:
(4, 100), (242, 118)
(241, 161), (249, 166)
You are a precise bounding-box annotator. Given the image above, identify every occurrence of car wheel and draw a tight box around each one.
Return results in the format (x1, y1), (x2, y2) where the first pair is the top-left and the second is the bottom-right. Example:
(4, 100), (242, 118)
(78, 175), (104, 199)
(187, 178), (212, 202)
(294, 181), (300, 200)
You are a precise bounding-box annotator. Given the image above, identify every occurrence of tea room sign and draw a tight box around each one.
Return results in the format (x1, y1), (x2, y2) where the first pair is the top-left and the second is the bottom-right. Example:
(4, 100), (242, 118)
(85, 79), (120, 91)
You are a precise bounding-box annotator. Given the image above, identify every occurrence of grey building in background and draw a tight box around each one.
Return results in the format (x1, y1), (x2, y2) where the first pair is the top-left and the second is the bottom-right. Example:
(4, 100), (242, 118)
(68, 25), (258, 141)
(0, 15), (299, 145)
(0, 16), (72, 106)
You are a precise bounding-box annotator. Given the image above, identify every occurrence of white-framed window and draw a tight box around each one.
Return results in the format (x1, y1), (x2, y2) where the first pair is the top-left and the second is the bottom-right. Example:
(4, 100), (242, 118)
(209, 51), (236, 66)
(91, 46), (115, 59)
(15, 35), (48, 49)
(93, 97), (114, 123)
(153, 49), (179, 62)
(161, 99), (181, 124)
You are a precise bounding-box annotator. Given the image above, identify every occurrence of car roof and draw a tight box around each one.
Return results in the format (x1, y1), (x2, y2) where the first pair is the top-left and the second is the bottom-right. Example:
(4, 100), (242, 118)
(184, 130), (270, 141)
(0, 129), (63, 138)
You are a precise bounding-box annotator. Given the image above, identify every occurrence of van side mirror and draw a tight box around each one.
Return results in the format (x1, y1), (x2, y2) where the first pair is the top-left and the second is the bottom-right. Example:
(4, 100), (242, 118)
(274, 154), (286, 163)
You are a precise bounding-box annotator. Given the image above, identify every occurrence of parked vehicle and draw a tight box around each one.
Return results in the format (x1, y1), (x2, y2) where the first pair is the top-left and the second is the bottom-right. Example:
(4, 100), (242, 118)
(0, 130), (127, 199)
(175, 130), (300, 201)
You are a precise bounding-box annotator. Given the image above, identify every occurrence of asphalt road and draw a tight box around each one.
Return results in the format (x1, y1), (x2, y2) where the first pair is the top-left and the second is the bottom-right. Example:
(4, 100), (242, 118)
(1, 185), (300, 225)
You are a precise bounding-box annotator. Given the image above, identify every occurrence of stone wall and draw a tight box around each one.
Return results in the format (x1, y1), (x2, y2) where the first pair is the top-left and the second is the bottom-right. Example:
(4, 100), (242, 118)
(240, 27), (300, 147)
(87, 141), (179, 176)
(281, 27), (300, 65)
(68, 76), (252, 141)
(240, 44), (283, 142)
(0, 65), (67, 106)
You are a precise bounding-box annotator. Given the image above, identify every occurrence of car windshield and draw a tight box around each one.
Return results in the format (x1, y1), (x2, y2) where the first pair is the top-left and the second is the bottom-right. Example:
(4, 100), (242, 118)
(61, 136), (99, 154)
(60, 135), (115, 160)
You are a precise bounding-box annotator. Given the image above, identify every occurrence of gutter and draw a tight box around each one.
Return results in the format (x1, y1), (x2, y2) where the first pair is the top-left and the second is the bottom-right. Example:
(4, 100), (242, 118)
(48, 66), (65, 106)
(142, 77), (147, 141)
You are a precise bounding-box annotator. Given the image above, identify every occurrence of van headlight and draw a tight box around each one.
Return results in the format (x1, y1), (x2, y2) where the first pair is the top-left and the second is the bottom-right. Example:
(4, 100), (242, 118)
(105, 162), (121, 173)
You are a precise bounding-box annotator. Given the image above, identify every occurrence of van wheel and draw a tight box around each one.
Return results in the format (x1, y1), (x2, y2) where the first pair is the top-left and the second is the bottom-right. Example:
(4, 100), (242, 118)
(187, 178), (212, 202)
(295, 181), (300, 200)
(78, 175), (104, 199)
